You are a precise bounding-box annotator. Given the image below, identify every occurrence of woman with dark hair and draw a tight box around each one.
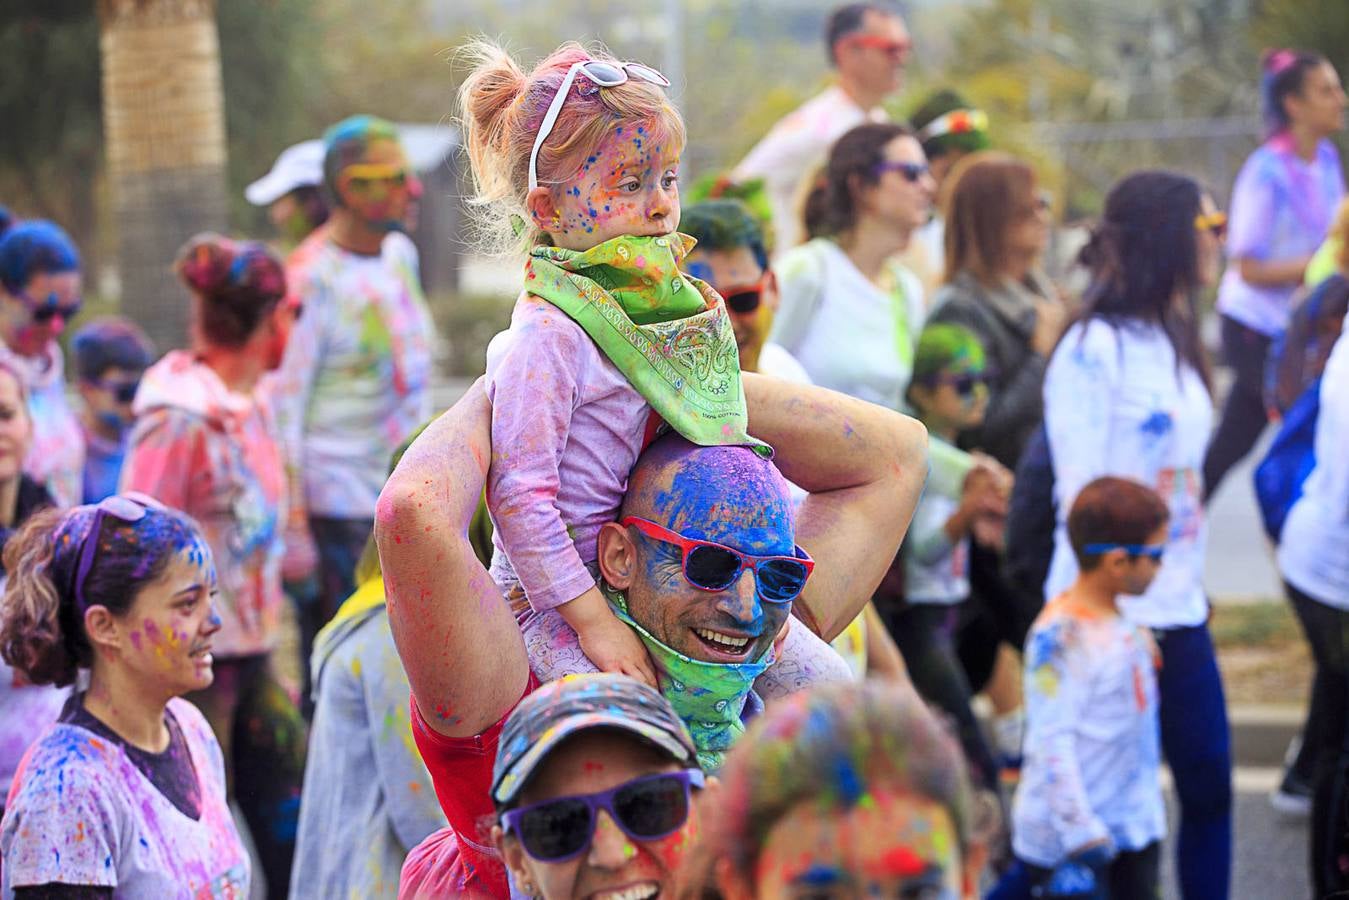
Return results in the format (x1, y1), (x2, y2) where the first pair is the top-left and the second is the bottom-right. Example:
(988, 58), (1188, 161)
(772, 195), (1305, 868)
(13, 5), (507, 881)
(1043, 170), (1230, 900)
(680, 681), (992, 899)
(0, 497), (250, 896)
(1205, 50), (1345, 499)
(0, 218), (86, 507)
(769, 121), (933, 413)
(120, 233), (306, 898)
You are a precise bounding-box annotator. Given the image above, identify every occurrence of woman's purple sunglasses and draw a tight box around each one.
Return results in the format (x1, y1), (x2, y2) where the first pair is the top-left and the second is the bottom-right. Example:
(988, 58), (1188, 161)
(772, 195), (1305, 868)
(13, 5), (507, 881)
(501, 769), (704, 863)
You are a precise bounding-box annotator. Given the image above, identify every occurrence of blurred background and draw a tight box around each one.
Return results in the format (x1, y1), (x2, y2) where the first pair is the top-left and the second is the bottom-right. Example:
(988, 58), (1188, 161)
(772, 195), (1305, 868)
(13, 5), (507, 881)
(1, 0), (1344, 366)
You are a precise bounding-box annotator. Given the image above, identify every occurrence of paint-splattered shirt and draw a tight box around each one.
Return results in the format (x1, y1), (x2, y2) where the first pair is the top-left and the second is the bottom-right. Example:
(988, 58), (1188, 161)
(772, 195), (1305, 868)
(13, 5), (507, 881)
(121, 351), (286, 659)
(0, 697), (249, 898)
(0, 341), (84, 509)
(0, 661), (66, 806)
(484, 297), (649, 613)
(1218, 135), (1344, 337)
(1043, 320), (1211, 628)
(292, 580), (446, 900)
(1012, 597), (1165, 867)
(270, 231), (435, 531)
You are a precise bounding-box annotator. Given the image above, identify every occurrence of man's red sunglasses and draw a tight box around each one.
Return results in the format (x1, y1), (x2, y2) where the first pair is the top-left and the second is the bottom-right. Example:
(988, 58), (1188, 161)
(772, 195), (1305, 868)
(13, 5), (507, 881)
(620, 516), (814, 603)
(719, 272), (771, 315)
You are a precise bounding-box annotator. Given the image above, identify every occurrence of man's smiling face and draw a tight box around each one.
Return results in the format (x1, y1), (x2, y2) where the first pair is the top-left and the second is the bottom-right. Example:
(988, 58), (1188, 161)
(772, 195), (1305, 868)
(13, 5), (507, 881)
(615, 439), (796, 664)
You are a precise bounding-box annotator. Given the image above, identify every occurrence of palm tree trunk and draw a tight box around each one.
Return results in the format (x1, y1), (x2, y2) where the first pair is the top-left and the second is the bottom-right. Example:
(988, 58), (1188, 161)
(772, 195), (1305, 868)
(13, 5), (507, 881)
(97, 0), (228, 351)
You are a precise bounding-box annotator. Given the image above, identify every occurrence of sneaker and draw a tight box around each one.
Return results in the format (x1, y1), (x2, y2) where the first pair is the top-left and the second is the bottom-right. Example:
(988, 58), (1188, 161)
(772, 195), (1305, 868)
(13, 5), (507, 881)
(1270, 774), (1313, 819)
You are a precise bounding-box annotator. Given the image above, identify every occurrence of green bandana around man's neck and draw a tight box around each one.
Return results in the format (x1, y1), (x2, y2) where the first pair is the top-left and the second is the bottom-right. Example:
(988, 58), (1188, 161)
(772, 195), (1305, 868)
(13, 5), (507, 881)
(526, 233), (771, 457)
(603, 582), (772, 771)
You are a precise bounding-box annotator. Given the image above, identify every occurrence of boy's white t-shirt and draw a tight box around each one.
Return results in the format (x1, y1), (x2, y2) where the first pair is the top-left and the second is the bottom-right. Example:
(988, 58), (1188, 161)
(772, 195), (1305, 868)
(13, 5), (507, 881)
(1012, 599), (1165, 867)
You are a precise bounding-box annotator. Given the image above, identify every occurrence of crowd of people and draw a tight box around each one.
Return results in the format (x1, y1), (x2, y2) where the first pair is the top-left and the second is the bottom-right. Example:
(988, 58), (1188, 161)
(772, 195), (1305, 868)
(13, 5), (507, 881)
(0, 2), (1345, 898)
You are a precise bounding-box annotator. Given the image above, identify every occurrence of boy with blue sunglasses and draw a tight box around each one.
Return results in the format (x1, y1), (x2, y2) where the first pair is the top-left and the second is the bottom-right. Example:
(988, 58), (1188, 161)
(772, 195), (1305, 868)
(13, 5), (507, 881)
(998, 476), (1170, 900)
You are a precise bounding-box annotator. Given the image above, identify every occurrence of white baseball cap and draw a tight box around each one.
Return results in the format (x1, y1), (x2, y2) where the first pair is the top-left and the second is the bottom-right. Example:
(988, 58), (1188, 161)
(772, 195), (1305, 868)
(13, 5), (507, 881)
(245, 140), (325, 207)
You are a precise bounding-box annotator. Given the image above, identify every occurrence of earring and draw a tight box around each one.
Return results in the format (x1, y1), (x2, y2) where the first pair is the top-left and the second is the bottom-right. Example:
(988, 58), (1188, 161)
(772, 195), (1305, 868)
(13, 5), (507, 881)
(521, 880), (539, 897)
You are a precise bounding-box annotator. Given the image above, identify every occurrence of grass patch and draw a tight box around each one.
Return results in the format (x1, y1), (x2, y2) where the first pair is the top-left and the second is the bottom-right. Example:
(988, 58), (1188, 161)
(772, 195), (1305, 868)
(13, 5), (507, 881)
(1208, 601), (1299, 649)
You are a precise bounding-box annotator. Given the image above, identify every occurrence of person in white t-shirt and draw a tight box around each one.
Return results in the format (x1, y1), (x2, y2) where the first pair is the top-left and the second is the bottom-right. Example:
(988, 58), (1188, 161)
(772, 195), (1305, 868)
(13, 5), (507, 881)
(680, 197), (910, 686)
(1042, 170), (1231, 900)
(770, 121), (932, 414)
(732, 2), (909, 254)
(1276, 319), (1349, 897)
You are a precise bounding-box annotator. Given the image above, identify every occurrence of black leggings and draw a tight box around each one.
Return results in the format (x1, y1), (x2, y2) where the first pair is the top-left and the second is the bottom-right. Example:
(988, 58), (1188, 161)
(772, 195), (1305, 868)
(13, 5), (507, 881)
(1202, 315), (1272, 502)
(1286, 581), (1349, 897)
(186, 654), (307, 900)
(888, 602), (999, 791)
(1024, 841), (1161, 899)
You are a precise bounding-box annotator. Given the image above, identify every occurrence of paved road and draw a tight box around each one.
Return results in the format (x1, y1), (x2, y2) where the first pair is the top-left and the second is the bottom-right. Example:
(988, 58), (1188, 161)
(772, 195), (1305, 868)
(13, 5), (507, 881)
(1161, 767), (1309, 899)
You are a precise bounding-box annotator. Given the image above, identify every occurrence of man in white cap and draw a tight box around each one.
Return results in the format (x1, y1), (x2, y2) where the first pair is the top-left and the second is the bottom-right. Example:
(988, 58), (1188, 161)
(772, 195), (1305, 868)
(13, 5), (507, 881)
(246, 139), (330, 250)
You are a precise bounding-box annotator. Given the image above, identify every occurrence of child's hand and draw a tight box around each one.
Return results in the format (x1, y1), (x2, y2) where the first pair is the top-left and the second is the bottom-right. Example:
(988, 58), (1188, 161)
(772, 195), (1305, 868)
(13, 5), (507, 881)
(576, 612), (659, 688)
(559, 587), (659, 688)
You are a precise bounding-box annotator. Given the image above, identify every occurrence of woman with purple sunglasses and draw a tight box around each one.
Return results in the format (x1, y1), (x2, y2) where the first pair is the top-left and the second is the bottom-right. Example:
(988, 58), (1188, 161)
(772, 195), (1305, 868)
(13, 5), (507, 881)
(0, 215), (86, 508)
(0, 494), (251, 897)
(399, 673), (705, 900)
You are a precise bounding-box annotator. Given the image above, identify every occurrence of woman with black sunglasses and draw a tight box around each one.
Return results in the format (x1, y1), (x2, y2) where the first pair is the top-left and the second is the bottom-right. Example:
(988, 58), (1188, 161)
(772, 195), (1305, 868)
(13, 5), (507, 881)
(770, 122), (933, 417)
(0, 217), (87, 508)
(0, 495), (251, 897)
(120, 232), (306, 898)
(1042, 170), (1229, 900)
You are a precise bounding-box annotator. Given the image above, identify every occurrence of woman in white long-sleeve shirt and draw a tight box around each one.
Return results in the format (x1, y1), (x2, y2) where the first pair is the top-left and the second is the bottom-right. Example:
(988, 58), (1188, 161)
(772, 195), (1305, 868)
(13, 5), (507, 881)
(1276, 321), (1349, 897)
(1042, 170), (1231, 900)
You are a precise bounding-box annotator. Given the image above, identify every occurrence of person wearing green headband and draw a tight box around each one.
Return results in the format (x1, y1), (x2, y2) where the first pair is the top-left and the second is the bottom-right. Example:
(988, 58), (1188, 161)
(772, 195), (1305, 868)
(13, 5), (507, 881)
(381, 372), (927, 898)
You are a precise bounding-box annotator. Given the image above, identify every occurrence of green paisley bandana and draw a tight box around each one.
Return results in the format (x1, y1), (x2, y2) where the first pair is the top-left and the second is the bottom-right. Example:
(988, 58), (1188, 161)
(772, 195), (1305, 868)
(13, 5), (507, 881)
(526, 233), (770, 456)
(604, 582), (772, 771)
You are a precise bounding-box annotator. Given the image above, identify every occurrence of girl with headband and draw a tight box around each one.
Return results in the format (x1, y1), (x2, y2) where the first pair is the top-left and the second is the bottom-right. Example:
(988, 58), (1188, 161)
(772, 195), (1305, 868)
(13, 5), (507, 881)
(457, 41), (847, 700)
(1206, 50), (1345, 500)
(0, 497), (250, 896)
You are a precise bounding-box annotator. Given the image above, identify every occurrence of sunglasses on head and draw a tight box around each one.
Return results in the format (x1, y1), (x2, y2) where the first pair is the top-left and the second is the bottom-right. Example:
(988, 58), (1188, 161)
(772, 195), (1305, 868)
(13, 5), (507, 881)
(621, 516), (814, 603)
(720, 273), (771, 315)
(1083, 542), (1165, 562)
(15, 289), (81, 324)
(501, 769), (704, 863)
(873, 160), (930, 183)
(529, 59), (671, 191)
(1194, 211), (1227, 240)
(73, 493), (168, 610)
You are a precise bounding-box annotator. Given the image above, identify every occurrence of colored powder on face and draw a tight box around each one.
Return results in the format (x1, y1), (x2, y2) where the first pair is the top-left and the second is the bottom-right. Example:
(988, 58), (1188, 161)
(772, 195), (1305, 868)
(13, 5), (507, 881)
(873, 846), (927, 879)
(796, 864), (845, 886)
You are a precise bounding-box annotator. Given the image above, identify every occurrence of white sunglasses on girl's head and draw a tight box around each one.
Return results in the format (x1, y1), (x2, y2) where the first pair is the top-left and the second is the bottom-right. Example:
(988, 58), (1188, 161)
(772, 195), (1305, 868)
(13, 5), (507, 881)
(527, 59), (671, 191)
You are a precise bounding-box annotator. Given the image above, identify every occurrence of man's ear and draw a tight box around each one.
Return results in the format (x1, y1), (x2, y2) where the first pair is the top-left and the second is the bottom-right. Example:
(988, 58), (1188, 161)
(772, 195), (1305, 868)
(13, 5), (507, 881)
(597, 521), (637, 590)
(526, 186), (564, 236)
(762, 267), (781, 312)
